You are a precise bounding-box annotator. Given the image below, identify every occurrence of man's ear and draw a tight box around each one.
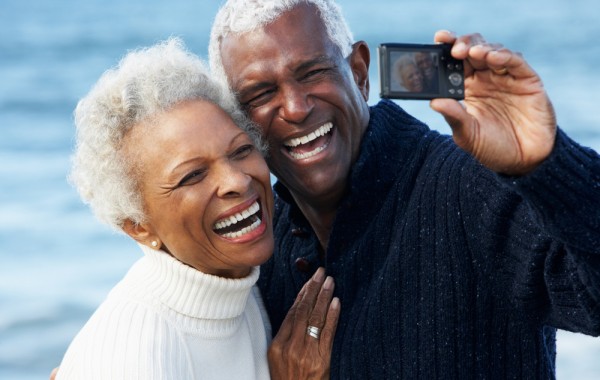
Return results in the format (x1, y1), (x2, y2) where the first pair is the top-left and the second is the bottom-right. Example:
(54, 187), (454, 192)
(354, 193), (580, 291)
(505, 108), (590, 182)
(349, 40), (370, 101)
(122, 219), (161, 250)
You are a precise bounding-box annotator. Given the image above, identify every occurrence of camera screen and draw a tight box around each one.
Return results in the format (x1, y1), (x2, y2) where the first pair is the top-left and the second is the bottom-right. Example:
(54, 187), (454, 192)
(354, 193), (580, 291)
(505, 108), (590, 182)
(389, 50), (440, 94)
(378, 43), (464, 100)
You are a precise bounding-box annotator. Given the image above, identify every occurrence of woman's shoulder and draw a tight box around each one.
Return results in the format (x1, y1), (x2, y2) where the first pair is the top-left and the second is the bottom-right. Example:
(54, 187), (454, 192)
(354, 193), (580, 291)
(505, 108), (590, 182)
(56, 297), (192, 379)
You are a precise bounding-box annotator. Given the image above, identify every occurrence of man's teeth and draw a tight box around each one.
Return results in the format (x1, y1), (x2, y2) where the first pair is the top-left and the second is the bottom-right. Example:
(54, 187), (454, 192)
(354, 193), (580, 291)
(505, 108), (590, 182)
(289, 144), (328, 160)
(213, 201), (261, 238)
(285, 122), (332, 148)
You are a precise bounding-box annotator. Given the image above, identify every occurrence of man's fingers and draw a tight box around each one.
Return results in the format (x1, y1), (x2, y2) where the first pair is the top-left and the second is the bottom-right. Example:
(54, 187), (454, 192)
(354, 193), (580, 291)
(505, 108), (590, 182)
(433, 30), (457, 44)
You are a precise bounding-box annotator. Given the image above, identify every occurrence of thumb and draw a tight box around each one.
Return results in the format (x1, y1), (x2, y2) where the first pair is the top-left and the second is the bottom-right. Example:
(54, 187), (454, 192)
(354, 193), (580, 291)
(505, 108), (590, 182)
(430, 98), (473, 149)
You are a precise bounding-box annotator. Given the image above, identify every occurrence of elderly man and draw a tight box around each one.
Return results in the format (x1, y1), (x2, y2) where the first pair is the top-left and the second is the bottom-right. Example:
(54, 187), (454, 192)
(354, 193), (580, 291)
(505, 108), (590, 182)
(209, 0), (600, 378)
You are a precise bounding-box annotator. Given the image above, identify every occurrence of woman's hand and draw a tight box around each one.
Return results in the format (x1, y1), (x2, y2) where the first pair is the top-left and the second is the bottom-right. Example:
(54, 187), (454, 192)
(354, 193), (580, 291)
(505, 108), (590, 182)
(268, 268), (340, 380)
(430, 30), (557, 176)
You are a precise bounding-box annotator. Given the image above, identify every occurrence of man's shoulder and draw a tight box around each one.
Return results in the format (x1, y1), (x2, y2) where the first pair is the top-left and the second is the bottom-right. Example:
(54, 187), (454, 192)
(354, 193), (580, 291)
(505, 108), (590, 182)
(369, 99), (429, 129)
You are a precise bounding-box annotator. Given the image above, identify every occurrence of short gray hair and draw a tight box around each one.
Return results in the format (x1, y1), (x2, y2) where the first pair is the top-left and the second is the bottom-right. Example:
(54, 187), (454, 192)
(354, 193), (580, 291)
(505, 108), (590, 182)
(208, 0), (354, 88)
(70, 37), (264, 231)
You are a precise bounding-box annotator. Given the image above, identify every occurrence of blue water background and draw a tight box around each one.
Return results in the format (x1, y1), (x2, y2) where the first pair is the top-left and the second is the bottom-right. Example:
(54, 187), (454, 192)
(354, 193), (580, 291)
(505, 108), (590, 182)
(1, 0), (599, 379)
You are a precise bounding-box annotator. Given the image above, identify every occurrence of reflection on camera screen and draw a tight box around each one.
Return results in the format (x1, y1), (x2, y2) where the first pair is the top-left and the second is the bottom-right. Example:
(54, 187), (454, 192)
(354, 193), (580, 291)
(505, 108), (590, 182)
(390, 51), (440, 94)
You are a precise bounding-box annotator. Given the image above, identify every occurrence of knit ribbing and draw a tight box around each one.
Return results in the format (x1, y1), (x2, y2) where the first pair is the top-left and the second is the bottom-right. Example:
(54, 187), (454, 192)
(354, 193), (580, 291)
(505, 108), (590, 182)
(57, 245), (271, 379)
(124, 244), (259, 322)
(259, 99), (600, 379)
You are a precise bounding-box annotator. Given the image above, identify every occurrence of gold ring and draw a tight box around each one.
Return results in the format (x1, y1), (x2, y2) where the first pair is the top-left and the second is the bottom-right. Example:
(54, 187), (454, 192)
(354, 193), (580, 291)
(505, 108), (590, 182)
(492, 67), (509, 75)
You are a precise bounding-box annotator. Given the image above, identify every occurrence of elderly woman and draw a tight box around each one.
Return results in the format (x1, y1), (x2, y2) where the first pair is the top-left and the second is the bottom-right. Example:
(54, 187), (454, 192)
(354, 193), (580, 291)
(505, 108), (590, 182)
(54, 38), (339, 379)
(392, 54), (424, 93)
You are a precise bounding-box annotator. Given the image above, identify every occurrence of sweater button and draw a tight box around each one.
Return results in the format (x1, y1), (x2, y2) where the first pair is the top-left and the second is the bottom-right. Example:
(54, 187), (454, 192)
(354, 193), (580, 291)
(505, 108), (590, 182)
(291, 228), (309, 238)
(295, 257), (311, 273)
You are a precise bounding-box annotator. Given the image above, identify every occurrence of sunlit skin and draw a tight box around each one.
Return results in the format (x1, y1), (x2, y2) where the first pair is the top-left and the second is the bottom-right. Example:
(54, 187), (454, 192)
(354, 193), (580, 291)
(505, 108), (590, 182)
(219, 3), (370, 250)
(399, 62), (424, 92)
(122, 100), (274, 279)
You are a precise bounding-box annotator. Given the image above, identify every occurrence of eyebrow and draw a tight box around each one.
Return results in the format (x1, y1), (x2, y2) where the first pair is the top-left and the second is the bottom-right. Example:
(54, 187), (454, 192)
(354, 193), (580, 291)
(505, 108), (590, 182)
(298, 54), (336, 70)
(234, 55), (337, 96)
(235, 80), (273, 100)
(166, 130), (249, 174)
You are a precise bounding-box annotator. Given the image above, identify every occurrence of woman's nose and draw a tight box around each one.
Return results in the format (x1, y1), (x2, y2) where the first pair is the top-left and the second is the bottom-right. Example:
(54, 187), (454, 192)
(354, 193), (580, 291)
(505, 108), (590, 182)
(216, 163), (252, 198)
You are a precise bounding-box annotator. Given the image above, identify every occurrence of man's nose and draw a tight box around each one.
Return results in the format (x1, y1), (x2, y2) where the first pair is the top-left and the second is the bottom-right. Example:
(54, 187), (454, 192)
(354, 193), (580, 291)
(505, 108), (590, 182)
(278, 83), (313, 124)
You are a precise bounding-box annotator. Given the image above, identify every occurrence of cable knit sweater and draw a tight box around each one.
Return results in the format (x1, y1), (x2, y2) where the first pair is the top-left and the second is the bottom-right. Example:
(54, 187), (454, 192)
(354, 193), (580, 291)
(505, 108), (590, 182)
(57, 244), (271, 380)
(258, 99), (600, 379)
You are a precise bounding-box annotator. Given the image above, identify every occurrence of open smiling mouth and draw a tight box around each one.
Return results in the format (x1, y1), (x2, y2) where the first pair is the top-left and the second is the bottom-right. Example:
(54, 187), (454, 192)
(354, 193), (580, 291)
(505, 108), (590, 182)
(213, 201), (262, 239)
(283, 122), (333, 160)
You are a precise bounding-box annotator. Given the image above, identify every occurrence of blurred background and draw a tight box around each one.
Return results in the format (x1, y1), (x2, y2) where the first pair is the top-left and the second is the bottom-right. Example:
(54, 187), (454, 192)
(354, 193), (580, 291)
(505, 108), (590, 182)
(1, 0), (599, 378)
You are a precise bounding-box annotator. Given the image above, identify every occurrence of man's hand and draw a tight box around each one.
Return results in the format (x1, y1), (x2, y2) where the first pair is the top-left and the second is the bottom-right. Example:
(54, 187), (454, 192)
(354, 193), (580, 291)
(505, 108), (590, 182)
(430, 30), (557, 176)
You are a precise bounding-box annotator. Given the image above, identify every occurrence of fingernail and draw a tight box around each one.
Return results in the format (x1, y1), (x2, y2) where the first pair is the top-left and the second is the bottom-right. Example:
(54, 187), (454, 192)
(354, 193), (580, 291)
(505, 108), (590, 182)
(313, 267), (325, 282)
(331, 297), (340, 310)
(323, 276), (334, 290)
(454, 41), (467, 52)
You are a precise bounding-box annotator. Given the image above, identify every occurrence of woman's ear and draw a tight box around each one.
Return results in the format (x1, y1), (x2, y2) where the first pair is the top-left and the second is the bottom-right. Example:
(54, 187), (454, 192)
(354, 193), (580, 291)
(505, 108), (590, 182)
(122, 219), (161, 250)
(350, 40), (371, 101)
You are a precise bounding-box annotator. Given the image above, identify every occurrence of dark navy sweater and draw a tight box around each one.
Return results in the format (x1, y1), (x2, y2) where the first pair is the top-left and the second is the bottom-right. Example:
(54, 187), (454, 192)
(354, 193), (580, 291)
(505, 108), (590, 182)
(258, 100), (600, 379)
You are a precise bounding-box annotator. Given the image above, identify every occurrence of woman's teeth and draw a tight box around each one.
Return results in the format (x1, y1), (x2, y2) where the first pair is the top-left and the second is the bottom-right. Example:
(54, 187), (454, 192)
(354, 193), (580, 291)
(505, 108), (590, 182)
(220, 218), (261, 239)
(213, 201), (261, 238)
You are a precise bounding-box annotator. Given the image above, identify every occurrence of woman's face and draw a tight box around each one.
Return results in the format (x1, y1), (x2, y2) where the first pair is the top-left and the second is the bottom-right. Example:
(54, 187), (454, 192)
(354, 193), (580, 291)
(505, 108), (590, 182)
(125, 99), (274, 279)
(400, 63), (424, 92)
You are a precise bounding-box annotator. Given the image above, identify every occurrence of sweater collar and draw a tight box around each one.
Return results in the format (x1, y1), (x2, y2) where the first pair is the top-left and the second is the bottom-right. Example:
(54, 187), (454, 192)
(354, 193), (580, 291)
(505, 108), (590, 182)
(127, 244), (260, 320)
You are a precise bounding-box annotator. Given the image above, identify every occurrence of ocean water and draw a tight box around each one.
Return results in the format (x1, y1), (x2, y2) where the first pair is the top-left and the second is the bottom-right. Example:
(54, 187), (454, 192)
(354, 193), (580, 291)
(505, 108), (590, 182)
(1, 0), (599, 379)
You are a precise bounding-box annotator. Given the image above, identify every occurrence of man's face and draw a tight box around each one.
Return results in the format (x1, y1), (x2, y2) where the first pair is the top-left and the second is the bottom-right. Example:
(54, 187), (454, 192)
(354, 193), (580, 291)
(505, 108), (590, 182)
(219, 3), (370, 208)
(415, 52), (435, 81)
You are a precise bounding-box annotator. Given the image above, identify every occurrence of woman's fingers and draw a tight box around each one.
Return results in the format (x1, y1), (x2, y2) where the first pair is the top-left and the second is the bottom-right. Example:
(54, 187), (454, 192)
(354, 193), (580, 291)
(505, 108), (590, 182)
(268, 268), (339, 379)
(291, 268), (326, 337)
(275, 268), (323, 341)
(306, 275), (335, 338)
(318, 297), (340, 354)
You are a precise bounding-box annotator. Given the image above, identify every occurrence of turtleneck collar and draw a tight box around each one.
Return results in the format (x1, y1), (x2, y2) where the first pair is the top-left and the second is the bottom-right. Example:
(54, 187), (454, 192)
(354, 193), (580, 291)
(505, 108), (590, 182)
(122, 244), (260, 321)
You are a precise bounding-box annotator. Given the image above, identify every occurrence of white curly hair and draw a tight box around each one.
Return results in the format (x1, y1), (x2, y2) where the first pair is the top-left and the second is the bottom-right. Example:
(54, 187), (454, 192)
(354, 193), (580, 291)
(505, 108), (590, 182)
(208, 0), (354, 88)
(392, 54), (419, 89)
(70, 37), (265, 232)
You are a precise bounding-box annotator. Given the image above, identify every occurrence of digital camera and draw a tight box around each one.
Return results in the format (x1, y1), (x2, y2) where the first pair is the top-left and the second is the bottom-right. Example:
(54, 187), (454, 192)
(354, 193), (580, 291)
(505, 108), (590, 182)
(378, 43), (464, 100)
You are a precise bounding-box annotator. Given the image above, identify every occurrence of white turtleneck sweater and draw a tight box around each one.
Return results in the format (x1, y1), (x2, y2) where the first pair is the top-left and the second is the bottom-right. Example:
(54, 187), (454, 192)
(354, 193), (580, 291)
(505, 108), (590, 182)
(56, 244), (272, 380)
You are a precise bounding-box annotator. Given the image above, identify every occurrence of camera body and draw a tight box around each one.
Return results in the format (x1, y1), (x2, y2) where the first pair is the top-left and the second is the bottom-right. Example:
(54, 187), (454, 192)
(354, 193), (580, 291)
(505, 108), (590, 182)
(378, 43), (464, 100)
